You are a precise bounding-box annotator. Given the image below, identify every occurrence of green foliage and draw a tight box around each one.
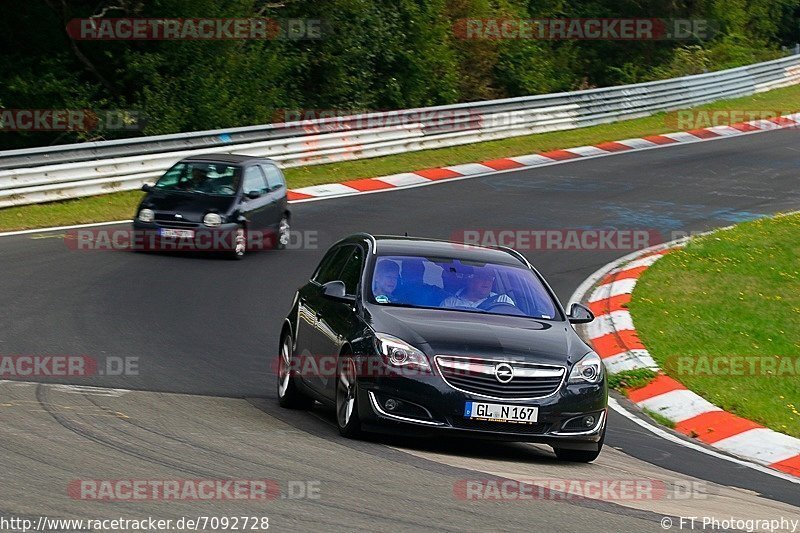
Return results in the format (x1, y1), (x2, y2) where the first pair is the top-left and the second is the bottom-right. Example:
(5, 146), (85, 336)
(608, 369), (658, 391)
(1, 0), (799, 148)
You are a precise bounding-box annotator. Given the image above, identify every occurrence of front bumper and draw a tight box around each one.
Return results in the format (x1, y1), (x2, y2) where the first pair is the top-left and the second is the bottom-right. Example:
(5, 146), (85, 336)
(356, 368), (607, 450)
(132, 221), (245, 252)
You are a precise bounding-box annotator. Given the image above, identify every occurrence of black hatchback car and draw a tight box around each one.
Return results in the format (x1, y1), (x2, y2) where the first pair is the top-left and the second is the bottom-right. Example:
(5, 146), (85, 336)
(278, 234), (607, 462)
(133, 154), (290, 257)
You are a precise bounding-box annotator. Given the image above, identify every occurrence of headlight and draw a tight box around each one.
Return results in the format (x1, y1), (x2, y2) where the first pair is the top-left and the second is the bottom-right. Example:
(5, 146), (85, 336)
(203, 212), (223, 227)
(568, 351), (603, 384)
(138, 208), (154, 223)
(375, 333), (430, 372)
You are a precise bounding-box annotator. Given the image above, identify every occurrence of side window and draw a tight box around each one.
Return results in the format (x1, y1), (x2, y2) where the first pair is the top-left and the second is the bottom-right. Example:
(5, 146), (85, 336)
(260, 164), (285, 190)
(243, 165), (268, 195)
(155, 163), (187, 188)
(339, 246), (364, 296)
(314, 246), (353, 285)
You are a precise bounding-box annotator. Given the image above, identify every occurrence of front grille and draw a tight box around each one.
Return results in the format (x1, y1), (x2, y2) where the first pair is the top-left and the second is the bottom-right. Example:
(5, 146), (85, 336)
(435, 355), (565, 400)
(458, 419), (551, 434)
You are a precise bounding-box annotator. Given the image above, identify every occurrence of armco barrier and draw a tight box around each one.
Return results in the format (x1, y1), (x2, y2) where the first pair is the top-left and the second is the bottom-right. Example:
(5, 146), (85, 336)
(2, 54), (800, 208)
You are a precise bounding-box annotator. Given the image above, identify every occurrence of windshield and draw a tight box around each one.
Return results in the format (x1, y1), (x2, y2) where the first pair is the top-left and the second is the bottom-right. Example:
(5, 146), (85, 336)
(154, 162), (241, 196)
(368, 255), (560, 320)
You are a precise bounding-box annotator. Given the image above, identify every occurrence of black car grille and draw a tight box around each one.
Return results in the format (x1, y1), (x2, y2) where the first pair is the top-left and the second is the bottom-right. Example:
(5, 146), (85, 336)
(458, 419), (551, 434)
(435, 355), (565, 400)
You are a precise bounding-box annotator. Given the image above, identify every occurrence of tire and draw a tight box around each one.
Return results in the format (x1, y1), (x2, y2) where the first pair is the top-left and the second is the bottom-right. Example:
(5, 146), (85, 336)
(275, 216), (290, 250)
(277, 335), (314, 409)
(230, 225), (246, 260)
(336, 355), (362, 438)
(553, 428), (605, 463)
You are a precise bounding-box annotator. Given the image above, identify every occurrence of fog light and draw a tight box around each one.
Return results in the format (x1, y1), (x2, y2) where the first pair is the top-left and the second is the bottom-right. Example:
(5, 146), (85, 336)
(384, 399), (399, 411)
(584, 415), (596, 428)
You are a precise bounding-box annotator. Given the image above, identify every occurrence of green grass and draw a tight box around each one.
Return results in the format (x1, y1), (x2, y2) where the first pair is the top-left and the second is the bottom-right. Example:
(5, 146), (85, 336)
(607, 368), (658, 391)
(643, 408), (677, 429)
(629, 213), (800, 438)
(4, 83), (800, 231)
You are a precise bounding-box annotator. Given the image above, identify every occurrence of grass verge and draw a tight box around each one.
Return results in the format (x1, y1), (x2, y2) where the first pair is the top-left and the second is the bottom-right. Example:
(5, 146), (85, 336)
(629, 213), (800, 438)
(4, 84), (800, 231)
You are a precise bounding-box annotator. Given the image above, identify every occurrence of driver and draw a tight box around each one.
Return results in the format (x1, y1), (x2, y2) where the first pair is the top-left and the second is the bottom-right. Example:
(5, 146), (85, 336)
(372, 260), (400, 303)
(178, 166), (208, 191)
(440, 268), (514, 309)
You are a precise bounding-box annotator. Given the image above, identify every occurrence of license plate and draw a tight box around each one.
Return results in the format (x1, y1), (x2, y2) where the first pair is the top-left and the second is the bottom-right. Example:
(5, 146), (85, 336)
(464, 402), (538, 423)
(159, 228), (195, 239)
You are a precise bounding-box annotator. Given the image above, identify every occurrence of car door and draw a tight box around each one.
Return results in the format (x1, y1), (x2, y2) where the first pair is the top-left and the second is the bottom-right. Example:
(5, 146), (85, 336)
(240, 164), (271, 230)
(313, 244), (366, 400)
(296, 245), (354, 395)
(259, 163), (288, 232)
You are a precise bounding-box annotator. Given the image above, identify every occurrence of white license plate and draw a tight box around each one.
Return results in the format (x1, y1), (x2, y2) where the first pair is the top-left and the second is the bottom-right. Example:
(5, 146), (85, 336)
(464, 402), (538, 423)
(159, 228), (195, 239)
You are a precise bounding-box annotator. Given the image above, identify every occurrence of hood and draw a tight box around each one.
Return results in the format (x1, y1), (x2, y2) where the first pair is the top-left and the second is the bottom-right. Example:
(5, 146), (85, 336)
(142, 190), (236, 223)
(368, 305), (584, 366)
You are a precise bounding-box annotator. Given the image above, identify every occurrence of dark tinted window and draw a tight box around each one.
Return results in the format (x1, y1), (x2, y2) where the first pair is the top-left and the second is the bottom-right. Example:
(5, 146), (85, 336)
(260, 164), (285, 190)
(314, 246), (353, 284)
(339, 246), (364, 295)
(243, 165), (268, 195)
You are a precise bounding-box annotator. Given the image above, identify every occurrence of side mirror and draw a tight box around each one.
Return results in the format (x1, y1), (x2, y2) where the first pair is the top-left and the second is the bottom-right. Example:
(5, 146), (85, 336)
(246, 190), (262, 200)
(141, 183), (153, 193)
(568, 303), (595, 324)
(322, 281), (355, 303)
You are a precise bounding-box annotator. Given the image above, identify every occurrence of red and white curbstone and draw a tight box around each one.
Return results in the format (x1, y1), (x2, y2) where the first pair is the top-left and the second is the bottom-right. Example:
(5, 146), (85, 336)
(287, 113), (800, 202)
(583, 244), (800, 479)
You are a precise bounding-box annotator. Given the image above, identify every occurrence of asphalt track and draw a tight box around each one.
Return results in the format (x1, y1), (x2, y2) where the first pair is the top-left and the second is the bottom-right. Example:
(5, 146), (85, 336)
(1, 127), (799, 531)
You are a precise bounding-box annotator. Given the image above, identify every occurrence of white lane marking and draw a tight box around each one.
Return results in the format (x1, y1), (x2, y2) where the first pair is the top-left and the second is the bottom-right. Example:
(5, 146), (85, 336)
(602, 350), (659, 373)
(564, 145), (610, 157)
(442, 163), (495, 176)
(713, 428), (800, 465)
(705, 125), (744, 137)
(615, 138), (658, 149)
(636, 389), (722, 422)
(508, 154), (556, 166)
(588, 278), (638, 302)
(586, 310), (635, 338)
(0, 219), (132, 238)
(375, 173), (431, 187)
(290, 183), (360, 197)
(608, 398), (800, 485)
(661, 132), (703, 142)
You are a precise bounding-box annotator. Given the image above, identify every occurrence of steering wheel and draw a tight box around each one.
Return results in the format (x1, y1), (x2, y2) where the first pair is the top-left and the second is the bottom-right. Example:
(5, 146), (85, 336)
(481, 300), (524, 314)
(218, 185), (235, 195)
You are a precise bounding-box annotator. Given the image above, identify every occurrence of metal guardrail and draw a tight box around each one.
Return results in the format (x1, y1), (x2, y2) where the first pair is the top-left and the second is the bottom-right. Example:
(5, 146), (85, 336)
(2, 54), (800, 208)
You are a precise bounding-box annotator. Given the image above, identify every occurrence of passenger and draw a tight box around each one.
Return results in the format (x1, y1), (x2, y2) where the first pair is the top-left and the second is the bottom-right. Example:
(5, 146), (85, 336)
(440, 268), (514, 309)
(395, 259), (447, 306)
(373, 260), (400, 303)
